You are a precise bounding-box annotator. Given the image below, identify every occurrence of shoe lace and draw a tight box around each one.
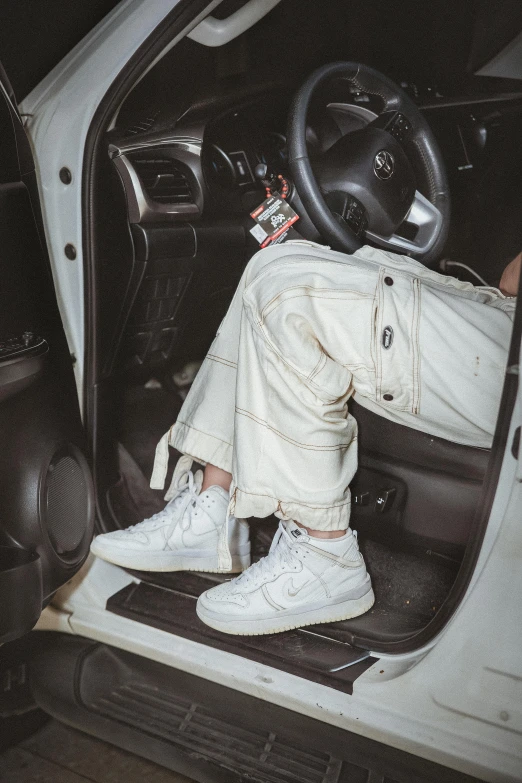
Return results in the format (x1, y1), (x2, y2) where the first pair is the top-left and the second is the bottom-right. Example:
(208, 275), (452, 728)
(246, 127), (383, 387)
(126, 470), (211, 539)
(234, 522), (300, 588)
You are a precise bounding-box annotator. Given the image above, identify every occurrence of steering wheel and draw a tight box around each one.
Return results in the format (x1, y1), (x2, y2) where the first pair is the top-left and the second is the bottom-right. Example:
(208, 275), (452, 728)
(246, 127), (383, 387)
(287, 62), (450, 266)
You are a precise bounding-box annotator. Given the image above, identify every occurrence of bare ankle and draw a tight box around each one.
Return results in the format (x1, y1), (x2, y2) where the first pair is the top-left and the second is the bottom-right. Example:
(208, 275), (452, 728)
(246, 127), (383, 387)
(294, 521), (347, 539)
(201, 463), (232, 493)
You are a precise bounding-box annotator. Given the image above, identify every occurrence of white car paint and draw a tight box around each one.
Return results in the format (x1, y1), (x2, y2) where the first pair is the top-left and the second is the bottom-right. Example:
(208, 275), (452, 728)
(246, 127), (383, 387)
(18, 0), (522, 779)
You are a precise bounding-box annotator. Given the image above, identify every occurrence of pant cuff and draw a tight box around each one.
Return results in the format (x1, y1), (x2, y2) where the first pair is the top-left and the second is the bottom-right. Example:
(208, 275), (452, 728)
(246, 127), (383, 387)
(169, 420), (233, 474)
(231, 487), (351, 531)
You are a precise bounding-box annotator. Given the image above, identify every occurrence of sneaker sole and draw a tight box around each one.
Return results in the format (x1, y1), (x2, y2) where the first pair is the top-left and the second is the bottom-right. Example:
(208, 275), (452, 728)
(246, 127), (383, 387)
(196, 586), (375, 635)
(89, 542), (251, 574)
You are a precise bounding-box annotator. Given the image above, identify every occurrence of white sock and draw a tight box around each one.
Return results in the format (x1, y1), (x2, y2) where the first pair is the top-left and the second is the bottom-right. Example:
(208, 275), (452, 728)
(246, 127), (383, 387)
(307, 530), (361, 560)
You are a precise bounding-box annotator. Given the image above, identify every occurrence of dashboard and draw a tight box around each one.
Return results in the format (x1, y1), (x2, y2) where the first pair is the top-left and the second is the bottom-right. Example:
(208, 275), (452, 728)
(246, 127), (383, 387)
(108, 82), (385, 226)
(108, 81), (522, 246)
(109, 92), (293, 224)
(203, 101), (292, 215)
(207, 111), (288, 190)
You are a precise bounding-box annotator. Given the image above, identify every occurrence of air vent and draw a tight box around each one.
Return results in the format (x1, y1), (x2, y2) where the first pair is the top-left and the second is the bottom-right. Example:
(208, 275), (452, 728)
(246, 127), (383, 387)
(131, 157), (194, 205)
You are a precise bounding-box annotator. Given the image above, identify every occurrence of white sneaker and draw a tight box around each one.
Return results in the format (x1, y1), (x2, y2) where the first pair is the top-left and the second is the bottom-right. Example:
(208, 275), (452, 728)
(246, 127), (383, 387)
(196, 520), (374, 635)
(90, 470), (250, 573)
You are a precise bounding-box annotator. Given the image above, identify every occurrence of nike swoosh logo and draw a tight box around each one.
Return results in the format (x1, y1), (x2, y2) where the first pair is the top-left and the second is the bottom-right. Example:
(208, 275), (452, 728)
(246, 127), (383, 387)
(263, 575), (324, 610)
(304, 542), (362, 569)
(283, 576), (316, 600)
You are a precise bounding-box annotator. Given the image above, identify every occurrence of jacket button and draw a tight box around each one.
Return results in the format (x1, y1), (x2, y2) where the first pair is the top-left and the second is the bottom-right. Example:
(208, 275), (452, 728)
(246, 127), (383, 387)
(383, 393), (394, 401)
(384, 276), (394, 286)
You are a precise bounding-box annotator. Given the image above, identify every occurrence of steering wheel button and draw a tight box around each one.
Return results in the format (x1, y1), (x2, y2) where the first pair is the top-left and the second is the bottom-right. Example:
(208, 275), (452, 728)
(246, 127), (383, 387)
(388, 114), (411, 142)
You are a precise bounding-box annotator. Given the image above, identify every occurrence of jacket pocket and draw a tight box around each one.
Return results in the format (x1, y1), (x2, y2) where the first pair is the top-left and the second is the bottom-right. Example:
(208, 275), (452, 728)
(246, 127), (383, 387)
(374, 268), (421, 414)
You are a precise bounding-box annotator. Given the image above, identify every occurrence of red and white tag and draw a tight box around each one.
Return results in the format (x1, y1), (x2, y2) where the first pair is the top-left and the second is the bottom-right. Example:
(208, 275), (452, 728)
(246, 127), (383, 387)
(249, 194), (299, 247)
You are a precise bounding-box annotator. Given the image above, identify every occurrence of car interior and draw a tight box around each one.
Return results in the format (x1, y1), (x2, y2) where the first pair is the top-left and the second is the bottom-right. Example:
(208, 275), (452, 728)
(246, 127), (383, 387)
(81, 0), (522, 687)
(0, 1), (521, 780)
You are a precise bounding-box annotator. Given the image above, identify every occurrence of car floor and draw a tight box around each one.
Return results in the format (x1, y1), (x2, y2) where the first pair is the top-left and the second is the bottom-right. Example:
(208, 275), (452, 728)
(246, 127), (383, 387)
(0, 718), (195, 783)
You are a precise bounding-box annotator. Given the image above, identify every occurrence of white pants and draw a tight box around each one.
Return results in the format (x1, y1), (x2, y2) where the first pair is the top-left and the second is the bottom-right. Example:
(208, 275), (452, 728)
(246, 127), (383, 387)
(152, 241), (514, 536)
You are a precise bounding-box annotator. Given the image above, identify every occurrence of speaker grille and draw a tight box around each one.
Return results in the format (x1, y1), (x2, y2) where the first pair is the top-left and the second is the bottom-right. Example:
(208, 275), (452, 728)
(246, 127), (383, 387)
(45, 453), (89, 555)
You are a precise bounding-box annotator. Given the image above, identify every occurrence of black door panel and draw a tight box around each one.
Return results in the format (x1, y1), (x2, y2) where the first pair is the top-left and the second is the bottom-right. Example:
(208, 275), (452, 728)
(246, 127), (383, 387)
(0, 547), (42, 645)
(0, 76), (93, 643)
(0, 336), (48, 403)
(349, 401), (489, 554)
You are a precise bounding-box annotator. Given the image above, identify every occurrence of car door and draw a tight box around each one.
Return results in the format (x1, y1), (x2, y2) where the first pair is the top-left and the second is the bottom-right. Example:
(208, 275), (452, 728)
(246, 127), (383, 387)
(0, 65), (94, 645)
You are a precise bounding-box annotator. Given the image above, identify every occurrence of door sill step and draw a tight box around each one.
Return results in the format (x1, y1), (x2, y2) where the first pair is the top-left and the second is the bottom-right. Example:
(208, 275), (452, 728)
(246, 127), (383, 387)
(106, 581), (377, 694)
(31, 634), (481, 783)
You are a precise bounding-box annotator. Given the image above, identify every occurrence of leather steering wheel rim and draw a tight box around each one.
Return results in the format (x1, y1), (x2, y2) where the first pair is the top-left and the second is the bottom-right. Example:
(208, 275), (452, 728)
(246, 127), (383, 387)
(287, 62), (451, 266)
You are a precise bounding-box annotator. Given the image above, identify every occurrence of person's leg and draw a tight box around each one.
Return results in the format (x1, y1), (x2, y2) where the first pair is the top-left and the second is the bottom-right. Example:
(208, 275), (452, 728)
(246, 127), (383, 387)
(146, 241), (368, 573)
(196, 241), (513, 634)
(152, 242), (315, 486)
(198, 248), (380, 632)
(229, 247), (377, 531)
(343, 244), (513, 448)
(296, 523), (346, 538)
(90, 253), (248, 572)
(93, 239), (512, 602)
(201, 464), (231, 493)
(90, 245), (305, 573)
(228, 242), (512, 526)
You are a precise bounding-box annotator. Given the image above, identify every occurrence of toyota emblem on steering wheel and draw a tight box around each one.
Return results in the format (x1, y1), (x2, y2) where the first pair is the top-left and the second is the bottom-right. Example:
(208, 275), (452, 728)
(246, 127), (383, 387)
(374, 150), (395, 180)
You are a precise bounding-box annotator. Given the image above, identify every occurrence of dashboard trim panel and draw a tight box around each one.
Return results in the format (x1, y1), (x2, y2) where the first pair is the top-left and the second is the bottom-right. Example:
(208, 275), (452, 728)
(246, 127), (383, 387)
(109, 138), (203, 223)
(110, 137), (202, 157)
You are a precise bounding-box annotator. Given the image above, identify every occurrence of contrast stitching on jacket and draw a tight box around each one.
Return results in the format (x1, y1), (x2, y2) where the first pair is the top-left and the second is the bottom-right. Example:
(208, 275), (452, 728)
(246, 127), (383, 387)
(236, 407), (353, 451)
(407, 278), (415, 413)
(247, 291), (366, 402)
(259, 285), (374, 322)
(234, 486), (352, 512)
(412, 278), (422, 413)
(307, 351), (326, 382)
(369, 285), (379, 381)
(175, 420), (233, 447)
(409, 280), (416, 413)
(341, 362), (375, 373)
(207, 354), (237, 369)
(375, 269), (384, 399)
(243, 305), (326, 390)
(245, 254), (375, 293)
